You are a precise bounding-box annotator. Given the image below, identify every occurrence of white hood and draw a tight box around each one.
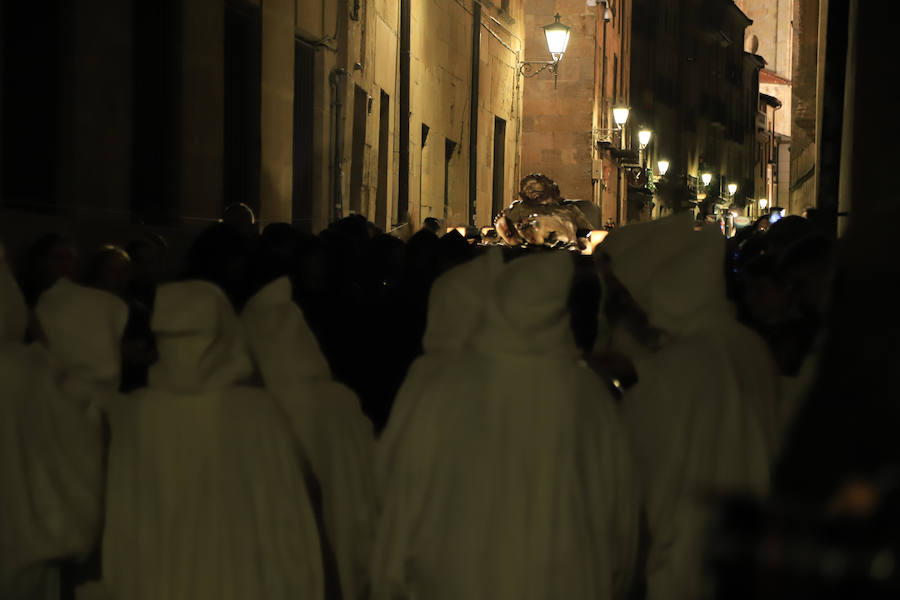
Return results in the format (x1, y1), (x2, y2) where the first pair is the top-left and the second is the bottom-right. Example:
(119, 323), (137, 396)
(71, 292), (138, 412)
(601, 213), (732, 337)
(372, 250), (639, 600)
(35, 279), (129, 387)
(479, 249), (579, 358)
(0, 244), (28, 344)
(149, 281), (254, 392)
(242, 277), (376, 600)
(422, 249), (504, 353)
(241, 277), (331, 382)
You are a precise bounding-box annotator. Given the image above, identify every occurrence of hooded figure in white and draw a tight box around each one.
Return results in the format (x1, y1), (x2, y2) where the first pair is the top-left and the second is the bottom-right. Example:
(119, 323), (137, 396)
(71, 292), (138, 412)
(371, 249), (639, 600)
(0, 259), (106, 599)
(242, 276), (376, 600)
(101, 280), (325, 600)
(600, 213), (781, 600)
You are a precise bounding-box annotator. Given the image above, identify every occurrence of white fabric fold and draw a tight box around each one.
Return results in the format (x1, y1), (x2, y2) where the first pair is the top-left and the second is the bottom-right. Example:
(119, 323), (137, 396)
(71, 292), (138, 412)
(1, 267), (104, 599)
(0, 244), (27, 343)
(242, 277), (375, 600)
(101, 280), (325, 600)
(372, 249), (639, 600)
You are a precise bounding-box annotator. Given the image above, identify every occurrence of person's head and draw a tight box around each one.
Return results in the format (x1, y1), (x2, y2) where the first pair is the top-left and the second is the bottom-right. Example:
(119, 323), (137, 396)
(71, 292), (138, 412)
(126, 233), (168, 288)
(222, 202), (257, 238)
(21, 233), (80, 306)
(185, 223), (253, 309)
(422, 217), (442, 234)
(82, 245), (133, 298)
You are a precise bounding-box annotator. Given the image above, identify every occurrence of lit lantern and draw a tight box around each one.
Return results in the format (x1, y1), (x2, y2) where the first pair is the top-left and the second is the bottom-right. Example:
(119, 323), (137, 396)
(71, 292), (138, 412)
(657, 159), (670, 176)
(727, 182), (738, 196)
(701, 172), (713, 187)
(613, 106), (630, 127)
(638, 129), (652, 148)
(543, 14), (571, 61)
(759, 198), (768, 211)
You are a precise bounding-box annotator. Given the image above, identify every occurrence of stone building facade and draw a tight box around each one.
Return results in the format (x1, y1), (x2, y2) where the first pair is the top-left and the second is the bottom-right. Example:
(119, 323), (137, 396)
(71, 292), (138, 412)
(630, 0), (763, 222)
(0, 0), (526, 249)
(520, 0), (631, 227)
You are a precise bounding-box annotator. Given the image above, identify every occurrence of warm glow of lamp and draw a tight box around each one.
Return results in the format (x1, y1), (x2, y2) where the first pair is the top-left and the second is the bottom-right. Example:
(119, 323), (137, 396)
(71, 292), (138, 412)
(580, 230), (609, 255)
(613, 106), (630, 127)
(638, 129), (652, 148)
(701, 172), (713, 186)
(759, 198), (768, 210)
(543, 14), (571, 61)
(657, 159), (670, 176)
(727, 182), (738, 196)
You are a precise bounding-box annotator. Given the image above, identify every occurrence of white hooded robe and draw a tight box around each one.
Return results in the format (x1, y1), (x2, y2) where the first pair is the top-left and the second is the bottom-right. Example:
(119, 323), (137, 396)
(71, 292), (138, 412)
(601, 214), (781, 600)
(371, 250), (639, 600)
(100, 280), (325, 600)
(242, 277), (376, 600)
(0, 260), (107, 599)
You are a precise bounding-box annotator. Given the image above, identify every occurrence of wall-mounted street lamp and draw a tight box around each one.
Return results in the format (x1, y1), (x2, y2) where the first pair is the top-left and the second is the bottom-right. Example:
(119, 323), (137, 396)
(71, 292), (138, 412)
(638, 129), (652, 149)
(657, 159), (670, 176)
(701, 172), (713, 187)
(518, 14), (571, 88)
(613, 106), (630, 127)
(727, 182), (738, 196)
(759, 198), (768, 211)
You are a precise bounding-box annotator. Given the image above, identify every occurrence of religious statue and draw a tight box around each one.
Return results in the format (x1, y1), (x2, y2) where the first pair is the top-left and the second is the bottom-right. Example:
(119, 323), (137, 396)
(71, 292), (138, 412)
(493, 173), (594, 248)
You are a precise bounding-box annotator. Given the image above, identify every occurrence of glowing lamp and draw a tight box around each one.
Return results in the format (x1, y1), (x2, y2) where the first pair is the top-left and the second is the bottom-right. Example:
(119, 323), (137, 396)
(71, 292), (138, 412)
(638, 129), (652, 148)
(727, 183), (738, 196)
(543, 14), (571, 61)
(657, 159), (670, 176)
(759, 198), (768, 210)
(613, 106), (630, 127)
(701, 172), (713, 187)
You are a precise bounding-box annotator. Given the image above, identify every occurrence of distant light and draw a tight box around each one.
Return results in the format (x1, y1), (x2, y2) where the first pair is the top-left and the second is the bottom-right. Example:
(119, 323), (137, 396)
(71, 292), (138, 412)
(657, 159), (670, 176)
(613, 106), (630, 127)
(638, 129), (652, 148)
(759, 198), (768, 210)
(701, 172), (713, 186)
(446, 226), (467, 236)
(581, 230), (609, 255)
(727, 182), (738, 195)
(543, 14), (571, 60)
(730, 210), (739, 218)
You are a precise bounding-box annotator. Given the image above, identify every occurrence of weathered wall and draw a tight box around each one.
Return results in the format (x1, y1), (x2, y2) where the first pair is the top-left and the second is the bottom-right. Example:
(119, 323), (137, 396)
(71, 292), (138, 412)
(790, 0), (819, 213)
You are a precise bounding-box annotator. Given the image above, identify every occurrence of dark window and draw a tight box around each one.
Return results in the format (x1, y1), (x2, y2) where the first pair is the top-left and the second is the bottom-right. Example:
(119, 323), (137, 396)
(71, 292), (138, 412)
(491, 117), (507, 218)
(349, 85), (368, 214)
(292, 39), (315, 232)
(224, 0), (261, 212)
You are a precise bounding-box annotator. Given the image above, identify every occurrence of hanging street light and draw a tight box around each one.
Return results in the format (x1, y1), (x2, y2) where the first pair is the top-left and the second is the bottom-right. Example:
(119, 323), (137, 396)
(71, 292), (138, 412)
(727, 182), (738, 196)
(518, 14), (571, 88)
(657, 159), (670, 176)
(759, 198), (768, 211)
(701, 172), (713, 187)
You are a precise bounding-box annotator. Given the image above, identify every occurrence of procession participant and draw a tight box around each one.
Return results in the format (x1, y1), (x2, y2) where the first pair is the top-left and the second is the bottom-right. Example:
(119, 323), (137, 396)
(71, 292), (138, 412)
(371, 249), (639, 600)
(242, 276), (376, 600)
(598, 213), (781, 600)
(1, 257), (107, 599)
(100, 280), (325, 599)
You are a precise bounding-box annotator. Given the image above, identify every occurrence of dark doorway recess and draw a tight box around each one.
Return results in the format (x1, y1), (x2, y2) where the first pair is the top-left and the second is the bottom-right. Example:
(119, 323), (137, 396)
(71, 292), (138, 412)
(375, 90), (390, 227)
(492, 116), (507, 218)
(224, 0), (261, 213)
(349, 85), (368, 215)
(293, 38), (315, 232)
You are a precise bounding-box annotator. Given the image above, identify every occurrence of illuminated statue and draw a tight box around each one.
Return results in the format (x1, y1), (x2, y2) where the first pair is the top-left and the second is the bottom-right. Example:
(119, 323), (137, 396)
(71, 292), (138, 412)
(493, 173), (593, 248)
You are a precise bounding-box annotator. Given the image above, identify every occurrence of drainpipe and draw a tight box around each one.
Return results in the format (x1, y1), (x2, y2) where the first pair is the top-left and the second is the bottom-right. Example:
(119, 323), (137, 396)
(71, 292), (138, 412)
(330, 68), (347, 223)
(468, 3), (481, 226)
